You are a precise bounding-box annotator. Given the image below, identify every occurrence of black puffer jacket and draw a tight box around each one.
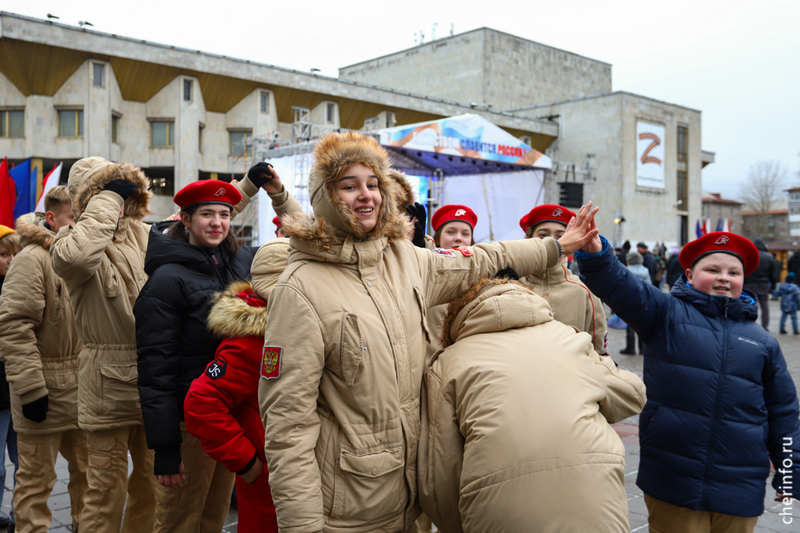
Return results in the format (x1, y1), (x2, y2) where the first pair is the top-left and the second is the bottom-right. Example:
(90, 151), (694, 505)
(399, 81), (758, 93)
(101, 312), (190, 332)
(135, 221), (258, 474)
(743, 237), (777, 290)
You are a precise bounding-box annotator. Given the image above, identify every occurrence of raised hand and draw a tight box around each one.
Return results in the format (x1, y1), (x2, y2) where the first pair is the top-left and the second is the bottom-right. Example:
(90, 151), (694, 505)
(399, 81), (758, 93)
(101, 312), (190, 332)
(557, 201), (600, 256)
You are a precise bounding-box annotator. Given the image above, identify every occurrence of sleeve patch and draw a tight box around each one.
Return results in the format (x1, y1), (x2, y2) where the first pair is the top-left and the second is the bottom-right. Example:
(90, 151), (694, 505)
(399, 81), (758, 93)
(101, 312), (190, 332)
(453, 247), (473, 257)
(206, 358), (227, 380)
(261, 346), (283, 380)
(432, 248), (458, 257)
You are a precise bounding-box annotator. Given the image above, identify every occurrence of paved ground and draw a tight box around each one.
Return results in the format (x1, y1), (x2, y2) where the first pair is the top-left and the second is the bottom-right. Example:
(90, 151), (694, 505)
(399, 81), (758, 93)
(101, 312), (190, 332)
(1, 298), (798, 532)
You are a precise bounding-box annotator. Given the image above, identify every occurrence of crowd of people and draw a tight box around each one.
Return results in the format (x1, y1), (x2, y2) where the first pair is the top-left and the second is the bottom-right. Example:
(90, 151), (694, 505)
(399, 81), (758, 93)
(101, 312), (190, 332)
(0, 131), (796, 533)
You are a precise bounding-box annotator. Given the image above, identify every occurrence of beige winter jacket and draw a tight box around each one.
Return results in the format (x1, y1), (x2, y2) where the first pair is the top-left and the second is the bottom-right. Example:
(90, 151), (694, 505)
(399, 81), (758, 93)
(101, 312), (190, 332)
(0, 213), (83, 434)
(521, 255), (609, 354)
(418, 280), (646, 533)
(258, 131), (564, 533)
(51, 157), (263, 431)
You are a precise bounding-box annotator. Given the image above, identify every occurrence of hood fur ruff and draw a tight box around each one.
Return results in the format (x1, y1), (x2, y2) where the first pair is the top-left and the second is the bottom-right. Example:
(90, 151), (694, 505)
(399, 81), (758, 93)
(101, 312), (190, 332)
(206, 281), (269, 339)
(15, 212), (55, 250)
(440, 278), (538, 348)
(388, 169), (415, 211)
(281, 132), (411, 248)
(71, 159), (152, 219)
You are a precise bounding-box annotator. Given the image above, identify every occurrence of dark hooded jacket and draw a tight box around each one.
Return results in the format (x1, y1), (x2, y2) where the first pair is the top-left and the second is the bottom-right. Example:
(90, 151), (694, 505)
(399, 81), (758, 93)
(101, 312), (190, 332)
(576, 237), (800, 518)
(134, 222), (259, 473)
(744, 237), (777, 290)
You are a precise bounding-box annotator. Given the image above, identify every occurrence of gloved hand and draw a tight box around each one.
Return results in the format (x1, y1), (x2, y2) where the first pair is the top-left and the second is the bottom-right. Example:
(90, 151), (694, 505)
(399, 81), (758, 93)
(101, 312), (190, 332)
(246, 162), (274, 188)
(22, 395), (49, 423)
(103, 179), (138, 200)
(495, 267), (520, 280)
(406, 203), (427, 248)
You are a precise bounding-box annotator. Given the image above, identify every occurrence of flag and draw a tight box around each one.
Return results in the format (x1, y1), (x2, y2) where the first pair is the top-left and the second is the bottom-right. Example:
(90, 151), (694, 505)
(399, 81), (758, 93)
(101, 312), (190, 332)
(35, 163), (63, 212)
(0, 158), (17, 227)
(9, 158), (32, 220)
(704, 218), (712, 235)
(696, 219), (703, 238)
(716, 218), (724, 232)
(29, 165), (38, 212)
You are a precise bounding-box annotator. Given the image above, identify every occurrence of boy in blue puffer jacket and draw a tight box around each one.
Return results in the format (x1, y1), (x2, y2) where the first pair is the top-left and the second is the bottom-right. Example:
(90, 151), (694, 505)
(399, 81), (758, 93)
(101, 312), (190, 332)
(773, 272), (800, 334)
(575, 223), (800, 533)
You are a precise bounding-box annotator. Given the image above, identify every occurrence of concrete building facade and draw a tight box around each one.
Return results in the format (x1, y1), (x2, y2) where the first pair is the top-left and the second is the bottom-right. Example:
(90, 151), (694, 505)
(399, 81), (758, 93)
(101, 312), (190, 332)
(340, 28), (612, 112)
(702, 193), (743, 234)
(788, 186), (800, 239)
(0, 12), (713, 247)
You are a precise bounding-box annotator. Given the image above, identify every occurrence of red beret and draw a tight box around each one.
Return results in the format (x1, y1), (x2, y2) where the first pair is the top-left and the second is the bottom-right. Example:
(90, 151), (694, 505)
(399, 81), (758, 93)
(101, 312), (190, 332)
(431, 205), (477, 232)
(272, 216), (282, 228)
(679, 232), (760, 275)
(519, 204), (575, 233)
(173, 180), (242, 211)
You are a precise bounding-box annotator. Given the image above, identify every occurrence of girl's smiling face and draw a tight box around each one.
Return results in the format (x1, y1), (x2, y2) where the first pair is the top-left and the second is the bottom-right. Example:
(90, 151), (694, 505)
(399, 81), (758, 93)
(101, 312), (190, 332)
(335, 164), (382, 232)
(686, 252), (745, 298)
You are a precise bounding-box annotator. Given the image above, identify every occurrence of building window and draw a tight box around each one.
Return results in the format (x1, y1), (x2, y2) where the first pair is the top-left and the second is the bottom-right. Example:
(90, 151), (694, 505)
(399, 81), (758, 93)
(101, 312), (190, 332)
(151, 121), (174, 147)
(111, 113), (120, 143)
(677, 126), (688, 162)
(58, 110), (84, 138)
(790, 222), (800, 230)
(792, 192), (800, 201)
(198, 123), (204, 153)
(229, 131), (252, 156)
(677, 170), (688, 210)
(260, 91), (270, 114)
(791, 207), (800, 216)
(93, 63), (104, 87)
(679, 215), (688, 246)
(184, 79), (193, 102)
(327, 103), (335, 124)
(0, 110), (24, 138)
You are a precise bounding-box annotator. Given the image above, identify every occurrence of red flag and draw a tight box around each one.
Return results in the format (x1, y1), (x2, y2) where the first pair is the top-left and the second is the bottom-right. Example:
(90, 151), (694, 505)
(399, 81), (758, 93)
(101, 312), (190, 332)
(0, 158), (18, 228)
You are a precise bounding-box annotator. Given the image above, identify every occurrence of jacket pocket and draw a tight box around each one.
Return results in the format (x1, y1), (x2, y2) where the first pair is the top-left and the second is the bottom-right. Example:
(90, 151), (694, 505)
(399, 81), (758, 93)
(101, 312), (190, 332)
(331, 443), (407, 522)
(101, 264), (121, 299)
(49, 280), (64, 320)
(99, 363), (140, 416)
(340, 313), (366, 386)
(413, 286), (432, 344)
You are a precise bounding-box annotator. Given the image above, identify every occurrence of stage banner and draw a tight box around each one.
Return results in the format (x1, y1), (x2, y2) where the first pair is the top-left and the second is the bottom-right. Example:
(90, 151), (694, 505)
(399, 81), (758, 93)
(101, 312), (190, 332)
(636, 121), (665, 189)
(379, 114), (551, 169)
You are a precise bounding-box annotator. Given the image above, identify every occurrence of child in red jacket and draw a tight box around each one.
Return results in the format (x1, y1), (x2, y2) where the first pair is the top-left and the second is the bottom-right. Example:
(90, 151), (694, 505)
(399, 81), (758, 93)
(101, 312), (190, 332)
(184, 240), (289, 533)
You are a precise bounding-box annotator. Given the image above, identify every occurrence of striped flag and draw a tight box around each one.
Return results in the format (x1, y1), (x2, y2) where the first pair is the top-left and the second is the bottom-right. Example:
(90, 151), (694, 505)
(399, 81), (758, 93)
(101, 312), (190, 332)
(35, 163), (62, 213)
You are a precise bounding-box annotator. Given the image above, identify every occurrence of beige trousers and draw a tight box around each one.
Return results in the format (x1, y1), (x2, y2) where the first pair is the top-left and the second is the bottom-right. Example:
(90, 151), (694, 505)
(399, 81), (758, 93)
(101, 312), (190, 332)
(14, 429), (89, 533)
(153, 424), (235, 533)
(80, 424), (156, 533)
(645, 494), (759, 533)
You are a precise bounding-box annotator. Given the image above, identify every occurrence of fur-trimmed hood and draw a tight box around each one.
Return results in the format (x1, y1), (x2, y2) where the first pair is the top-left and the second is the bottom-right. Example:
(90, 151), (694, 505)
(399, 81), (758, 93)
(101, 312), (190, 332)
(440, 278), (554, 348)
(206, 281), (268, 339)
(388, 169), (415, 211)
(281, 132), (411, 252)
(68, 157), (151, 219)
(15, 212), (55, 250)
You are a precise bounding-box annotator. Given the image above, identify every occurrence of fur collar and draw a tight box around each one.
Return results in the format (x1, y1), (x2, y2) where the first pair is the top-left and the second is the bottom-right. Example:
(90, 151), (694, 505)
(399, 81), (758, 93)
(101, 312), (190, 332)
(206, 281), (269, 338)
(15, 212), (54, 250)
(73, 162), (151, 220)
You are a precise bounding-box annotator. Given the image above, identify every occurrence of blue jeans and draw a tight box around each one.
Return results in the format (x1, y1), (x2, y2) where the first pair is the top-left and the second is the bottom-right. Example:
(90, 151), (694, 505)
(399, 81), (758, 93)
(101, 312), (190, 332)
(780, 311), (798, 332)
(0, 408), (18, 523)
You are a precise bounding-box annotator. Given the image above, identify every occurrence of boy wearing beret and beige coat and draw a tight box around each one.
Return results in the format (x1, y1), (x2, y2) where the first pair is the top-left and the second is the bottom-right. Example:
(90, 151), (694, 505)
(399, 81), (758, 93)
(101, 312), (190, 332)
(0, 192), (87, 533)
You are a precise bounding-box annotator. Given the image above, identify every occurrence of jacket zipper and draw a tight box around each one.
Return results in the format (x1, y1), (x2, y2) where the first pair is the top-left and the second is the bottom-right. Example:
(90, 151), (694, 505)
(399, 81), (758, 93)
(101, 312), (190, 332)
(701, 298), (729, 508)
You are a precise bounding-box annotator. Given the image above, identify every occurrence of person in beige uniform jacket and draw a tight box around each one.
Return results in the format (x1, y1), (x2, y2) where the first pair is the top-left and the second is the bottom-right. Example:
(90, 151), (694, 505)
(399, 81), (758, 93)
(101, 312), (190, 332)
(50, 156), (266, 533)
(258, 131), (599, 533)
(418, 278), (646, 533)
(519, 204), (609, 354)
(0, 188), (87, 533)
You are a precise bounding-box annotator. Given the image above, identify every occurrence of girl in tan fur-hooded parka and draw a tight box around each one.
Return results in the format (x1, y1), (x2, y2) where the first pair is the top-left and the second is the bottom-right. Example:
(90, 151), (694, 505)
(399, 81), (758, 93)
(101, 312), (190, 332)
(258, 131), (600, 533)
(418, 278), (645, 533)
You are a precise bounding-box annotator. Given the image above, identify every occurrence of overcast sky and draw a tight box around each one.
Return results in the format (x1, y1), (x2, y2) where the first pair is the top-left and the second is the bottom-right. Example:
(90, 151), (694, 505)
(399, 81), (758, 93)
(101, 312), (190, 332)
(6, 0), (799, 201)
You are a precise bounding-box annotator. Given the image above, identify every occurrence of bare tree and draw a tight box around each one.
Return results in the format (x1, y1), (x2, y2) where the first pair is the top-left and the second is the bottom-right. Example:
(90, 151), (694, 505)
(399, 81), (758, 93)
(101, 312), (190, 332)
(740, 160), (787, 238)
